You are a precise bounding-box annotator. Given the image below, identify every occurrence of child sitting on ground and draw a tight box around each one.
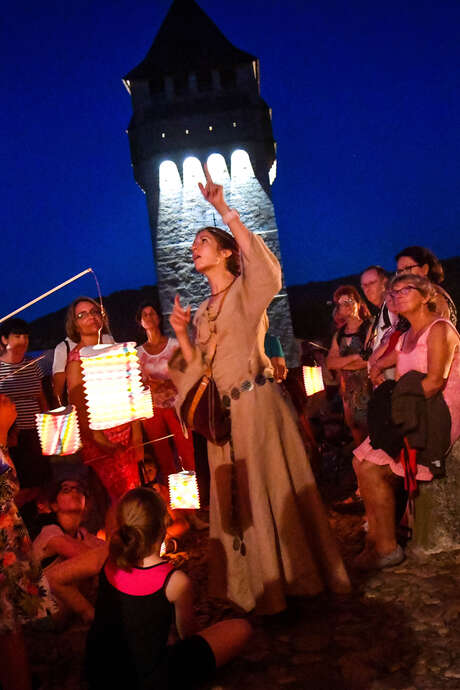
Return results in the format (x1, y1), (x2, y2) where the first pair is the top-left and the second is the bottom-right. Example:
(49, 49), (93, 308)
(33, 478), (103, 568)
(48, 487), (251, 689)
(32, 477), (104, 624)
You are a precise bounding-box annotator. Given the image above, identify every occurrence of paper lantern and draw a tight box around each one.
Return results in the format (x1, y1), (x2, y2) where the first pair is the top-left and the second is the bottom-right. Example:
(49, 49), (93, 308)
(302, 365), (325, 397)
(80, 342), (153, 430)
(168, 471), (200, 510)
(35, 405), (82, 456)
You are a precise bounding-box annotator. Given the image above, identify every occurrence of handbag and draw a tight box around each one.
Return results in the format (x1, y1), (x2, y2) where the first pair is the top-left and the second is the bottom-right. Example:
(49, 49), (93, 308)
(180, 288), (232, 446)
(181, 369), (231, 446)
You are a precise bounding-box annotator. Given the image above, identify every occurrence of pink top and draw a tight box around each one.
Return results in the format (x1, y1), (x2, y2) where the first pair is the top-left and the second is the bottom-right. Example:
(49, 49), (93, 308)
(396, 318), (460, 444)
(137, 339), (179, 408)
(354, 318), (460, 481)
(104, 559), (173, 596)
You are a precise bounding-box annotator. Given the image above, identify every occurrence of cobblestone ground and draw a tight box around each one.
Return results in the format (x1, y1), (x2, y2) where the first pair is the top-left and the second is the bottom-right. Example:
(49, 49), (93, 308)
(25, 501), (460, 690)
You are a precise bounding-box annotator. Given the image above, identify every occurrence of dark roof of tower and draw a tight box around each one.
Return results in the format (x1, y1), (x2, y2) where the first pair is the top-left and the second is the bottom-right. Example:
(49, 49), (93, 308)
(124, 0), (256, 81)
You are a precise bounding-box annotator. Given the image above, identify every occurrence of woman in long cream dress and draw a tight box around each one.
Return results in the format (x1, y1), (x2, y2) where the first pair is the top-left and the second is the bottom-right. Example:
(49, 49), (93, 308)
(169, 166), (350, 615)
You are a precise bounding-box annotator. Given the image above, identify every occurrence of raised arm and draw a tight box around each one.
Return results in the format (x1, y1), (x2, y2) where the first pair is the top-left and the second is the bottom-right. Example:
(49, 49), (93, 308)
(169, 295), (194, 364)
(198, 164), (251, 256)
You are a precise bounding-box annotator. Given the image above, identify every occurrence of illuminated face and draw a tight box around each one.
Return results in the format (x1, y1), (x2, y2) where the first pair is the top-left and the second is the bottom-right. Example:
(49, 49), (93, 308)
(53, 480), (86, 514)
(1, 332), (29, 357)
(140, 306), (160, 332)
(336, 294), (359, 319)
(389, 279), (426, 315)
(191, 231), (225, 274)
(360, 269), (387, 307)
(396, 256), (428, 278)
(74, 301), (102, 336)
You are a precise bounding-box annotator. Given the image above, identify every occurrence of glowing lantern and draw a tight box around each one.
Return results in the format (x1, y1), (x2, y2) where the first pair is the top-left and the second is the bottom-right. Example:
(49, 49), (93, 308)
(80, 342), (153, 430)
(302, 365), (325, 397)
(168, 471), (200, 510)
(35, 405), (82, 456)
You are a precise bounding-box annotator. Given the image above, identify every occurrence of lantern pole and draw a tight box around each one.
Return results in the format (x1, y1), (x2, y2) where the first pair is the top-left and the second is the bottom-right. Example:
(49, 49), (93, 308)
(0, 268), (95, 324)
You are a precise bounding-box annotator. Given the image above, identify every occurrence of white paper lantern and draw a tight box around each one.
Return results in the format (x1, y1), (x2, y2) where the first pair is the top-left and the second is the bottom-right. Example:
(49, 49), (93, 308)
(302, 365), (325, 397)
(168, 471), (200, 510)
(35, 405), (82, 456)
(80, 342), (153, 430)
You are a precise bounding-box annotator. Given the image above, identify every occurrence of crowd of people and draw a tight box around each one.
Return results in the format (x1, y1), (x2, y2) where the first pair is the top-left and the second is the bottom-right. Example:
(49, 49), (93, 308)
(0, 165), (458, 689)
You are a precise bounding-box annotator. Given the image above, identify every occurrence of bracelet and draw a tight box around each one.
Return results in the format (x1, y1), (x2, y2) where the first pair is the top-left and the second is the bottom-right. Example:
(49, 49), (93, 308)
(221, 208), (240, 225)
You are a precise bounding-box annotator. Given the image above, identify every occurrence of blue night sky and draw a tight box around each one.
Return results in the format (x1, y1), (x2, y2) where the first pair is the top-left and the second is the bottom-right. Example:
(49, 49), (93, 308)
(2, 0), (459, 322)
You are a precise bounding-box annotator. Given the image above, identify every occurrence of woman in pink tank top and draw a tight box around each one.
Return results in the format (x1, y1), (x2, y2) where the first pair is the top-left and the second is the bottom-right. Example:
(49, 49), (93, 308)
(353, 274), (460, 569)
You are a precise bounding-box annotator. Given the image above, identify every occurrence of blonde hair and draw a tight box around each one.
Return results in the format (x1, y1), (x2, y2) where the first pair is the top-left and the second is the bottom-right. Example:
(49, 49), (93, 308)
(109, 488), (167, 570)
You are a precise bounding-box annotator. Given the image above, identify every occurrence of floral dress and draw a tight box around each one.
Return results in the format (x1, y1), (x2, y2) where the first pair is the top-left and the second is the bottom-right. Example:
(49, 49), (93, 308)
(0, 450), (56, 633)
(337, 320), (372, 432)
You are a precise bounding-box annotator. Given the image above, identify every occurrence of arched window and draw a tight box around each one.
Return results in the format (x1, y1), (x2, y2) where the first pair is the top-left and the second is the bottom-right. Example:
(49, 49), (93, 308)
(183, 157), (205, 189)
(159, 161), (182, 193)
(196, 68), (212, 92)
(220, 68), (236, 90)
(231, 150), (254, 182)
(207, 154), (229, 183)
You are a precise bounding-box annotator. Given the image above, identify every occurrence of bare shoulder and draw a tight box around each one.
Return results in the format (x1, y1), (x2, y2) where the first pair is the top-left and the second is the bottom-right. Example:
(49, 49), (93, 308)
(165, 568), (192, 603)
(428, 319), (459, 344)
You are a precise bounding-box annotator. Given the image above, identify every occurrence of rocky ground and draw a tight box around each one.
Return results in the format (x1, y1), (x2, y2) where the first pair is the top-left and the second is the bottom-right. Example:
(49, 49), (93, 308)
(25, 494), (460, 690)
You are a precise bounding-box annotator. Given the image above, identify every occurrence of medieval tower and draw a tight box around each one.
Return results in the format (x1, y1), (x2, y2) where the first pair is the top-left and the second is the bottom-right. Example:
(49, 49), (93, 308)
(123, 0), (297, 363)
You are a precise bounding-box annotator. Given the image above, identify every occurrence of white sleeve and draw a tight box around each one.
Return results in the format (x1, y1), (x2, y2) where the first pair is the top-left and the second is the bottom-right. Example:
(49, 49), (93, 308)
(32, 524), (64, 562)
(52, 342), (67, 375)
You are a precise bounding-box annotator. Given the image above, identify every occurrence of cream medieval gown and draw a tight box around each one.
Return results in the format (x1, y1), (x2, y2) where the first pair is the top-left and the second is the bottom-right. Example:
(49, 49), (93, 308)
(170, 232), (350, 614)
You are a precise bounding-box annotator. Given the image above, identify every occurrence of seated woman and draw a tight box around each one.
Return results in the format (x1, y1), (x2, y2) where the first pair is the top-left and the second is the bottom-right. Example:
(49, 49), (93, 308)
(395, 245), (456, 324)
(369, 246), (458, 384)
(326, 286), (372, 446)
(48, 487), (251, 690)
(65, 297), (142, 505)
(353, 273), (460, 568)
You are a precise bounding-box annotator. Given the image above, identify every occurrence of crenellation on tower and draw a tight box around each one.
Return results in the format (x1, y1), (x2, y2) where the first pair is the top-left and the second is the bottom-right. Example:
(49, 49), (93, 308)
(124, 0), (298, 364)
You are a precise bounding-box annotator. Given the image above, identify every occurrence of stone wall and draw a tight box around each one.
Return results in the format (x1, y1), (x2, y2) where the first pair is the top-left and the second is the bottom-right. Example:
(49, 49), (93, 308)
(153, 153), (298, 365)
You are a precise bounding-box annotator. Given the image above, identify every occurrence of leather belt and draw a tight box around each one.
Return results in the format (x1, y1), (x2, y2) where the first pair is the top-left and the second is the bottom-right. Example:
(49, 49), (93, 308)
(222, 373), (274, 408)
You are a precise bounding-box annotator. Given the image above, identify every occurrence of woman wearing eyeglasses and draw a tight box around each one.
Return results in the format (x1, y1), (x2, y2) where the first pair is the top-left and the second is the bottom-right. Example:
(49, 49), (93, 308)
(395, 246), (456, 325)
(326, 286), (372, 445)
(368, 246), (457, 386)
(65, 297), (142, 505)
(353, 273), (460, 567)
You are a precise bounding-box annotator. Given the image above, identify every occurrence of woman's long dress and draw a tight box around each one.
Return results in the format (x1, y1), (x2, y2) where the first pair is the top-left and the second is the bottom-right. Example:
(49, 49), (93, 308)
(170, 233), (350, 614)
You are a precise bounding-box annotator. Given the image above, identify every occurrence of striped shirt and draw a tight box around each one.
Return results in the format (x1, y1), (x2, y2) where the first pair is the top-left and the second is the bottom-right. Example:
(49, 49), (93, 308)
(0, 359), (44, 429)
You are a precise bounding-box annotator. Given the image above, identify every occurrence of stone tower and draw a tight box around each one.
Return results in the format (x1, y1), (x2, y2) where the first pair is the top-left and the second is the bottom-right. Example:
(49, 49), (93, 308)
(123, 0), (297, 364)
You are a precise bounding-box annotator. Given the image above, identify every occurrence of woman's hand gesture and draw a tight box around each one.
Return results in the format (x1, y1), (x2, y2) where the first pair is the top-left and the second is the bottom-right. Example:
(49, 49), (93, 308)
(170, 295), (191, 336)
(198, 164), (228, 215)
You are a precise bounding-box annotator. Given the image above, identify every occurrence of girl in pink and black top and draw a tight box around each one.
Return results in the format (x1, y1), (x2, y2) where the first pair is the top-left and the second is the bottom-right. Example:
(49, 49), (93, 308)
(49, 487), (251, 690)
(136, 302), (195, 478)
